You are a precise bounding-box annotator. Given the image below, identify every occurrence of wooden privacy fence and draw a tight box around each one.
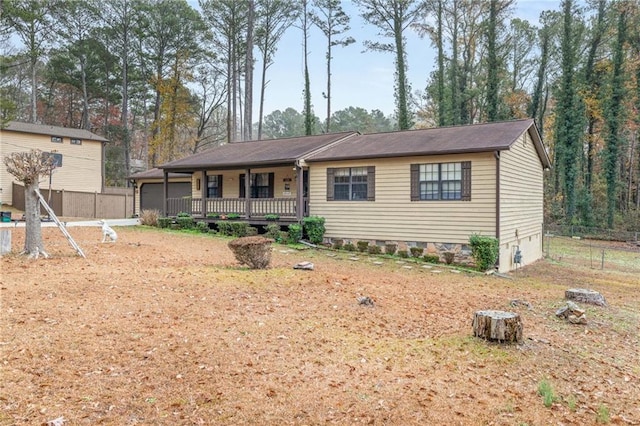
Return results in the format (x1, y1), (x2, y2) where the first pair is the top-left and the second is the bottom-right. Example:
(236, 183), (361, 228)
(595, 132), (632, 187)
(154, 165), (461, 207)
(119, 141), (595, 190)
(12, 183), (133, 219)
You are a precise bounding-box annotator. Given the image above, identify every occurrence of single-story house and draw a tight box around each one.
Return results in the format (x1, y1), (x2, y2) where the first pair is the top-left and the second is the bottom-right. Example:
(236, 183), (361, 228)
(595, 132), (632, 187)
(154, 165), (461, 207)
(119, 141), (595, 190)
(154, 119), (550, 272)
(0, 121), (108, 206)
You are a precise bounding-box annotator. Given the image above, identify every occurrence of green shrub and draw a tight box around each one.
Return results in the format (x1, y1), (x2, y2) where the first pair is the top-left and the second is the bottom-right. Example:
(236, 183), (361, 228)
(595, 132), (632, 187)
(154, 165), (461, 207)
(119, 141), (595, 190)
(176, 216), (194, 229)
(443, 251), (455, 264)
(469, 234), (499, 271)
(367, 244), (382, 255)
(302, 216), (326, 244)
(227, 213), (240, 220)
(231, 222), (252, 237)
(423, 254), (440, 264)
(265, 223), (282, 242)
(206, 213), (220, 219)
(385, 243), (397, 256)
(177, 211), (191, 217)
(264, 214), (280, 221)
(287, 224), (302, 244)
(332, 239), (344, 250)
(196, 221), (209, 233)
(343, 242), (356, 251)
(357, 241), (369, 252)
(157, 217), (172, 229)
(397, 250), (409, 258)
(216, 221), (232, 236)
(216, 221), (255, 237)
(410, 247), (423, 258)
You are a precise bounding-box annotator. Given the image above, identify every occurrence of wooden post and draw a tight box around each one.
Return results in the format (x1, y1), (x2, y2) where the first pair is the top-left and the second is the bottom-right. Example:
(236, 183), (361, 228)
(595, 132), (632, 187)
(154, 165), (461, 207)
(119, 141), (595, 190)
(472, 310), (523, 343)
(0, 229), (11, 256)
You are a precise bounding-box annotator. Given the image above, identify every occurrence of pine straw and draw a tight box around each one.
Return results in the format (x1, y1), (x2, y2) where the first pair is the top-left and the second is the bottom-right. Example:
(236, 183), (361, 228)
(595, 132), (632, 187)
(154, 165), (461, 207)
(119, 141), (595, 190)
(1, 227), (639, 425)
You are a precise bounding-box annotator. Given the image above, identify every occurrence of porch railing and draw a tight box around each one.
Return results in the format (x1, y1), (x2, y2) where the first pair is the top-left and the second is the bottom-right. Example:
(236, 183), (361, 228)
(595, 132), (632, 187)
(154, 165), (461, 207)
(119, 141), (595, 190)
(166, 197), (308, 219)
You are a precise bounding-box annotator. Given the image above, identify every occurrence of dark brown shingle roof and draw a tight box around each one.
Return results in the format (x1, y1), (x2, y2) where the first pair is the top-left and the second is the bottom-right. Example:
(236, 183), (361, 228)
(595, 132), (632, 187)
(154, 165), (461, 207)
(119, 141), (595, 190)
(3, 121), (109, 142)
(129, 168), (191, 179)
(305, 119), (550, 168)
(160, 132), (358, 172)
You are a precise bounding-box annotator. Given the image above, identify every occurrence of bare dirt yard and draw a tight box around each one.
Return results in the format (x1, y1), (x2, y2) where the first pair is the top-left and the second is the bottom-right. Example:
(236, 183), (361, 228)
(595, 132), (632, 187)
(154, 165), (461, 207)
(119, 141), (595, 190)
(1, 225), (639, 425)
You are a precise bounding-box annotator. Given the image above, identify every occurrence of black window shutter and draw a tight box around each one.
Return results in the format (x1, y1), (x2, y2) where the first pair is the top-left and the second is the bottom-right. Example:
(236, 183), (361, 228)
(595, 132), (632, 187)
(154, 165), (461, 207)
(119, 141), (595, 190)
(367, 166), (375, 201)
(410, 164), (419, 201)
(326, 168), (335, 201)
(239, 174), (245, 198)
(218, 175), (223, 198)
(268, 173), (275, 198)
(461, 161), (471, 201)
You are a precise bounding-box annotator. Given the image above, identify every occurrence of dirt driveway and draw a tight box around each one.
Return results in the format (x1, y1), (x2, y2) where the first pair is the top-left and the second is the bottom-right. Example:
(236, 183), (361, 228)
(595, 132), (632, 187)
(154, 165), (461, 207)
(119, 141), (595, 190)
(1, 226), (639, 425)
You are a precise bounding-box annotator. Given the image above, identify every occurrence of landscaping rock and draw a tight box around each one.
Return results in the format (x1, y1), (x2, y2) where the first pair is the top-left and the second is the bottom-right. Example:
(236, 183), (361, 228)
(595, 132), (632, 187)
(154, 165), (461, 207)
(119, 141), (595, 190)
(357, 296), (375, 307)
(565, 288), (607, 307)
(556, 300), (587, 325)
(293, 261), (314, 270)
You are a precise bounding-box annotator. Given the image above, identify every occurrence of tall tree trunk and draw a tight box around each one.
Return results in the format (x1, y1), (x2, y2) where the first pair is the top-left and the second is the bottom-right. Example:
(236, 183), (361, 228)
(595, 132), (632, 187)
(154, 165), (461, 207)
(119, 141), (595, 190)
(303, 0), (313, 136)
(244, 0), (254, 141)
(529, 24), (549, 128)
(394, 11), (410, 130)
(604, 7), (627, 228)
(81, 58), (90, 130)
(23, 183), (48, 258)
(436, 0), (445, 127)
(258, 45), (268, 141)
(450, 1), (459, 125)
(486, 0), (498, 122)
(583, 0), (607, 194)
(326, 38), (332, 133)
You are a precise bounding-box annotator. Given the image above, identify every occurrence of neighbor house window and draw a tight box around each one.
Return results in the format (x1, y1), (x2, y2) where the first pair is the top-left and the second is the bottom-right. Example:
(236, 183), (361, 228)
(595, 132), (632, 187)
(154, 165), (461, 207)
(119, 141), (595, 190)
(70, 138), (82, 145)
(326, 166), (375, 201)
(207, 175), (223, 198)
(411, 161), (471, 201)
(51, 136), (62, 143)
(239, 172), (274, 198)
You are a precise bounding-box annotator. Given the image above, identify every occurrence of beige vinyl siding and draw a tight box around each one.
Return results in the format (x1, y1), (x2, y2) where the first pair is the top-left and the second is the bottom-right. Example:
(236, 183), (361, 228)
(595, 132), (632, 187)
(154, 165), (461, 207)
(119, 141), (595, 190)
(309, 153), (497, 244)
(197, 166), (299, 198)
(1, 131), (103, 206)
(499, 131), (544, 271)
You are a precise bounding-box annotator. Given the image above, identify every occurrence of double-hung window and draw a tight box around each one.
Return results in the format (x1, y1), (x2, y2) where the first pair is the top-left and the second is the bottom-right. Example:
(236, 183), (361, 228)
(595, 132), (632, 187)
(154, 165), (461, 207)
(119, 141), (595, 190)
(239, 172), (274, 198)
(207, 175), (223, 198)
(327, 166), (375, 201)
(411, 161), (471, 201)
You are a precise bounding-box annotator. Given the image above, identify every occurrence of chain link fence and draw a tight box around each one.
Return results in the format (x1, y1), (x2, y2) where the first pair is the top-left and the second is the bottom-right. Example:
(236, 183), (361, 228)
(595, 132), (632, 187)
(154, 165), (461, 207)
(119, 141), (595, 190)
(543, 225), (640, 274)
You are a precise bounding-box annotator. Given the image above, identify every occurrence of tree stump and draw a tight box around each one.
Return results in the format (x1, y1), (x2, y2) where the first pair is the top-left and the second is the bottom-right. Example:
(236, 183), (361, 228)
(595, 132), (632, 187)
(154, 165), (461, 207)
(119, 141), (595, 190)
(565, 288), (607, 307)
(472, 310), (523, 343)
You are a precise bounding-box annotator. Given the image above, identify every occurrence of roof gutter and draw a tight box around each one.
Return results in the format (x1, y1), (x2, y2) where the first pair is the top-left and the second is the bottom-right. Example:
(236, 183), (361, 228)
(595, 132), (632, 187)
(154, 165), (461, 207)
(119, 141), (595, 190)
(494, 150), (500, 270)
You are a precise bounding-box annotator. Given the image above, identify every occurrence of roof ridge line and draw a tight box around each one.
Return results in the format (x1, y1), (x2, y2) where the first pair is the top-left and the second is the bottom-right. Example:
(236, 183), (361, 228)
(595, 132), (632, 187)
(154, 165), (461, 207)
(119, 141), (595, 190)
(298, 131), (360, 164)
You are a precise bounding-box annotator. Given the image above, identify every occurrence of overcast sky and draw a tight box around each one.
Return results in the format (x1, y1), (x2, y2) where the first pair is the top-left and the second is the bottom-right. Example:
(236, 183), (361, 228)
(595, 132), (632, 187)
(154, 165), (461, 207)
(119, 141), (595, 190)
(250, 0), (565, 119)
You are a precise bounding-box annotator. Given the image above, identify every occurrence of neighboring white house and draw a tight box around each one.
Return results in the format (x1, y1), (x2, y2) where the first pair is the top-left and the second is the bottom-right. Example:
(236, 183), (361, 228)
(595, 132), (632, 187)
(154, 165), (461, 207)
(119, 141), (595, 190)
(0, 121), (108, 206)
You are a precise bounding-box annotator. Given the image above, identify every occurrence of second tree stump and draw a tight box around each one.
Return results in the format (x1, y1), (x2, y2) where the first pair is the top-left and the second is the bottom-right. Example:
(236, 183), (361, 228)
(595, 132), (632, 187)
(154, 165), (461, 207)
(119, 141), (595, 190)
(472, 310), (523, 343)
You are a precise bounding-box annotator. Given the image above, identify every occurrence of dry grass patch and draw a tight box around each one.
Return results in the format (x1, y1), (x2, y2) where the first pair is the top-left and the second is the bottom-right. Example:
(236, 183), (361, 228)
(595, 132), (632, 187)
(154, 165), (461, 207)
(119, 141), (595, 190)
(1, 226), (638, 425)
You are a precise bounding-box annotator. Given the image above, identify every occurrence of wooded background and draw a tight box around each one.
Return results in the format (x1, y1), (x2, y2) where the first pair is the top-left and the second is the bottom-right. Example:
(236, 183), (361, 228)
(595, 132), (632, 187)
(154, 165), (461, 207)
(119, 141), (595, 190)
(1, 0), (638, 231)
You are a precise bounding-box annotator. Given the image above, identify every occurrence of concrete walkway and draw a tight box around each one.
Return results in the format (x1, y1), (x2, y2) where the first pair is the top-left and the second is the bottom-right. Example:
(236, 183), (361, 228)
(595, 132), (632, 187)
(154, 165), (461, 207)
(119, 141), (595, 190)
(0, 218), (140, 228)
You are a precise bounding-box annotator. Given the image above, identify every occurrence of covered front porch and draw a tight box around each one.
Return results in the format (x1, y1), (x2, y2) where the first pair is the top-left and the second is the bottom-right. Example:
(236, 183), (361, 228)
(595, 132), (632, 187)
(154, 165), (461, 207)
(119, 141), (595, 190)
(164, 196), (309, 223)
(161, 164), (309, 224)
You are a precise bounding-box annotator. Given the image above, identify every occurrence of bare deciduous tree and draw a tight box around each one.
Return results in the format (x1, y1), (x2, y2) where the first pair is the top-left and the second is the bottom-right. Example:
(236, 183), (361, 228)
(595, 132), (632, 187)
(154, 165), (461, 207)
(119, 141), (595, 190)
(4, 149), (54, 258)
